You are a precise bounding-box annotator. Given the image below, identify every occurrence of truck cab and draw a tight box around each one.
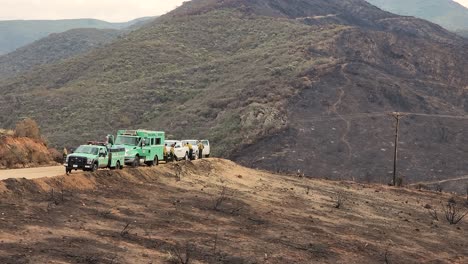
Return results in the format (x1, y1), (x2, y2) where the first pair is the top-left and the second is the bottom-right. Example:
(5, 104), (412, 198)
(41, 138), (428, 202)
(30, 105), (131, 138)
(114, 130), (165, 167)
(65, 144), (125, 174)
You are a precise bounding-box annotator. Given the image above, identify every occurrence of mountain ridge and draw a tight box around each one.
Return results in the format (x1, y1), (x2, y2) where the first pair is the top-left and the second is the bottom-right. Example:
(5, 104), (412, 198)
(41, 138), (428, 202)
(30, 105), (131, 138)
(366, 0), (468, 34)
(0, 17), (154, 55)
(0, 28), (121, 79)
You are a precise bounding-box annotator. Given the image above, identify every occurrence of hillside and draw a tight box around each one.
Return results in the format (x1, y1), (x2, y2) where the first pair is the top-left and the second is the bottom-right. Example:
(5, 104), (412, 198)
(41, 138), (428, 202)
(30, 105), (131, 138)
(0, 0), (467, 187)
(366, 0), (468, 33)
(0, 28), (121, 79)
(0, 159), (466, 263)
(0, 18), (153, 55)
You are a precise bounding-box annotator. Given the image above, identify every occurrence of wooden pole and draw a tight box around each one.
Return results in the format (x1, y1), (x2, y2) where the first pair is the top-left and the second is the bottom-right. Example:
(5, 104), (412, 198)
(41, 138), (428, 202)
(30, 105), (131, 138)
(392, 112), (403, 186)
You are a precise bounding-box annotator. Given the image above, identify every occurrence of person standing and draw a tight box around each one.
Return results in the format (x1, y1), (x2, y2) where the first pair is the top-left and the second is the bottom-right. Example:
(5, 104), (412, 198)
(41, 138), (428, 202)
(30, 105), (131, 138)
(197, 141), (204, 159)
(62, 147), (68, 164)
(170, 144), (176, 162)
(163, 144), (168, 162)
(186, 142), (194, 160)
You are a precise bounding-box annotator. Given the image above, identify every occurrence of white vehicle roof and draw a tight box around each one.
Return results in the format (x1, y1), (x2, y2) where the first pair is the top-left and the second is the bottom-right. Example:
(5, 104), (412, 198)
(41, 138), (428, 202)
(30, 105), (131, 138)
(182, 140), (198, 143)
(165, 140), (181, 143)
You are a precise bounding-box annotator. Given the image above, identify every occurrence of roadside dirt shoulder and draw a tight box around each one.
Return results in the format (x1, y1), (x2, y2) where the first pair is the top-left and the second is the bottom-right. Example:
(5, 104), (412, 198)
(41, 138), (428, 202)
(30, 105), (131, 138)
(0, 159), (466, 263)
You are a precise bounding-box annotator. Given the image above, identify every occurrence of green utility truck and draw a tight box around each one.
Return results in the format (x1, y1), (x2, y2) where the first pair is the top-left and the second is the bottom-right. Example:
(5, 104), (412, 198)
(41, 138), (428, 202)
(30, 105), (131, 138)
(64, 144), (125, 174)
(114, 130), (165, 167)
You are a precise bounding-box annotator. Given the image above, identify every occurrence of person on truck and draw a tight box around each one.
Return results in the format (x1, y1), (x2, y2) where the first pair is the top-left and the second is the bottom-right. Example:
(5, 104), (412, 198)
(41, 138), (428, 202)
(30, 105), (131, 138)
(197, 141), (204, 159)
(186, 142), (194, 160)
(163, 144), (168, 162)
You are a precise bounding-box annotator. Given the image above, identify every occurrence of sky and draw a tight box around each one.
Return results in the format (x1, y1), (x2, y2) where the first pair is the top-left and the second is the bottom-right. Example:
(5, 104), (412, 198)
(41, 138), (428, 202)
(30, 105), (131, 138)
(0, 0), (467, 22)
(455, 0), (468, 7)
(0, 0), (187, 22)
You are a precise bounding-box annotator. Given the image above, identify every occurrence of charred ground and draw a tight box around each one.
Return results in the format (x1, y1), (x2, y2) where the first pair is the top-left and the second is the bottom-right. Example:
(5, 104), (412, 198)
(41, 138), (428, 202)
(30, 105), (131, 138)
(0, 159), (467, 263)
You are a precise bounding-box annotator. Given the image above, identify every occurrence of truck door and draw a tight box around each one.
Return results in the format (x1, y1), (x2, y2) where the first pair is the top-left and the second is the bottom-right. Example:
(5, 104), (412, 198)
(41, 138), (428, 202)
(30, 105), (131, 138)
(98, 148), (108, 168)
(202, 140), (210, 156)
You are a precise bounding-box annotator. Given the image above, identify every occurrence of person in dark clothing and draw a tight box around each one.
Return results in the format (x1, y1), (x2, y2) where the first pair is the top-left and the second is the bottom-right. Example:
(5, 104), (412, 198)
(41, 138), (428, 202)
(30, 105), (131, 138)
(186, 142), (194, 160)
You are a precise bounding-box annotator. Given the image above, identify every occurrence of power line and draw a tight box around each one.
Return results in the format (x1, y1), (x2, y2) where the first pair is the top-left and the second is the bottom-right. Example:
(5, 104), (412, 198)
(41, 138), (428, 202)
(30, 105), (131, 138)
(291, 112), (468, 123)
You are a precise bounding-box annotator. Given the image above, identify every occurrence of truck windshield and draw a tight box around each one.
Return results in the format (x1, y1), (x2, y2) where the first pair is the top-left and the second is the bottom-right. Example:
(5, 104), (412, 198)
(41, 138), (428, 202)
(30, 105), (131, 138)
(115, 136), (139, 146)
(75, 146), (99, 155)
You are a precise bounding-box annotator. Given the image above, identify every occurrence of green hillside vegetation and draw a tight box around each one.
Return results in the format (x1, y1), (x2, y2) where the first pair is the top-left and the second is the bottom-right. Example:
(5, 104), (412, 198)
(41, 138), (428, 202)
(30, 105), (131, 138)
(367, 0), (468, 32)
(0, 18), (154, 55)
(0, 9), (345, 153)
(0, 28), (121, 78)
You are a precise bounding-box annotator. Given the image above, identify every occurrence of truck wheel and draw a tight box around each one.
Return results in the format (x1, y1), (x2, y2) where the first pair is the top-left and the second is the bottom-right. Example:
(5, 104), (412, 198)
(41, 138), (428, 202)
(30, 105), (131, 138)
(206, 154), (210, 158)
(91, 163), (98, 172)
(65, 168), (71, 175)
(132, 156), (140, 168)
(154, 156), (159, 166)
(115, 161), (121, 170)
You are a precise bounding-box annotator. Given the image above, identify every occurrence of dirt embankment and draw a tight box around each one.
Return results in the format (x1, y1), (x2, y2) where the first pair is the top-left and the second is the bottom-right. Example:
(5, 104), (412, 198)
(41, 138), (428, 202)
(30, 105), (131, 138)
(0, 159), (467, 263)
(0, 135), (59, 169)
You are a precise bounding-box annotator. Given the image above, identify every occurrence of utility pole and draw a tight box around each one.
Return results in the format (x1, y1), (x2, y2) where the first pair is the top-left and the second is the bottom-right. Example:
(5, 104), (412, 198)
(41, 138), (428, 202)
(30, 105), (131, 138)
(391, 112), (404, 186)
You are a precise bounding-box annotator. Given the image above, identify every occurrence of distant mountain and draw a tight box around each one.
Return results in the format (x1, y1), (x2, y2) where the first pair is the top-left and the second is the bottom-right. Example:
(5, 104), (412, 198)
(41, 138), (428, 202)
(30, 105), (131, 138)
(367, 0), (468, 33)
(0, 0), (467, 187)
(0, 17), (154, 55)
(0, 28), (121, 79)
(456, 29), (468, 38)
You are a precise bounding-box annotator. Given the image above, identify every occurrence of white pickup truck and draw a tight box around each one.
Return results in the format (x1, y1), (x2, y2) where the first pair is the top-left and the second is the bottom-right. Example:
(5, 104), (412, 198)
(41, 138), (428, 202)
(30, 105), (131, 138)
(165, 140), (189, 161)
(181, 139), (211, 159)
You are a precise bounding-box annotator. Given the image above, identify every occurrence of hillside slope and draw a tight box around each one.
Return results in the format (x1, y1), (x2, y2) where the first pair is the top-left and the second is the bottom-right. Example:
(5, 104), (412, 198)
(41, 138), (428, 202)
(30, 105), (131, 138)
(0, 28), (121, 79)
(0, 130), (58, 169)
(366, 0), (468, 33)
(0, 18), (153, 55)
(0, 0), (467, 185)
(0, 159), (466, 263)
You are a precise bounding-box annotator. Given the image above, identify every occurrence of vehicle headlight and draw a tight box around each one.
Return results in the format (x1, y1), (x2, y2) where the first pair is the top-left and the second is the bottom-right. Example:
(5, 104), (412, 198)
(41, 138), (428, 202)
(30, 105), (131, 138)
(65, 157), (69, 163)
(87, 159), (93, 165)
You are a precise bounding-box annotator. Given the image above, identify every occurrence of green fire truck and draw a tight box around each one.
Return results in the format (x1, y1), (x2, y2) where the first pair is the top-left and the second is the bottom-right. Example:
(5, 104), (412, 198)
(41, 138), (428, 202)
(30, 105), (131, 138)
(64, 144), (125, 174)
(114, 130), (165, 167)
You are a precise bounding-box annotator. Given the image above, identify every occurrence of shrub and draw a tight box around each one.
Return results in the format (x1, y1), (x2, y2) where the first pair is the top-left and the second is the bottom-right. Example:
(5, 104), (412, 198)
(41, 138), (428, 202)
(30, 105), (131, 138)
(48, 148), (63, 163)
(443, 199), (468, 225)
(15, 118), (41, 140)
(333, 192), (346, 209)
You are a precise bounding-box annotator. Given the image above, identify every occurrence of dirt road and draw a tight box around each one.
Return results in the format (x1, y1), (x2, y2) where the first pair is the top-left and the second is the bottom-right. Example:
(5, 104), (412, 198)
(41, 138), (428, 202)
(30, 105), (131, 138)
(0, 166), (64, 180)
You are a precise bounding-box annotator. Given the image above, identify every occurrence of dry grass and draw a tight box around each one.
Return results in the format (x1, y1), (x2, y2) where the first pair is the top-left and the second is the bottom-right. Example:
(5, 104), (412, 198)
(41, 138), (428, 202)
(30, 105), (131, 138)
(0, 158), (466, 263)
